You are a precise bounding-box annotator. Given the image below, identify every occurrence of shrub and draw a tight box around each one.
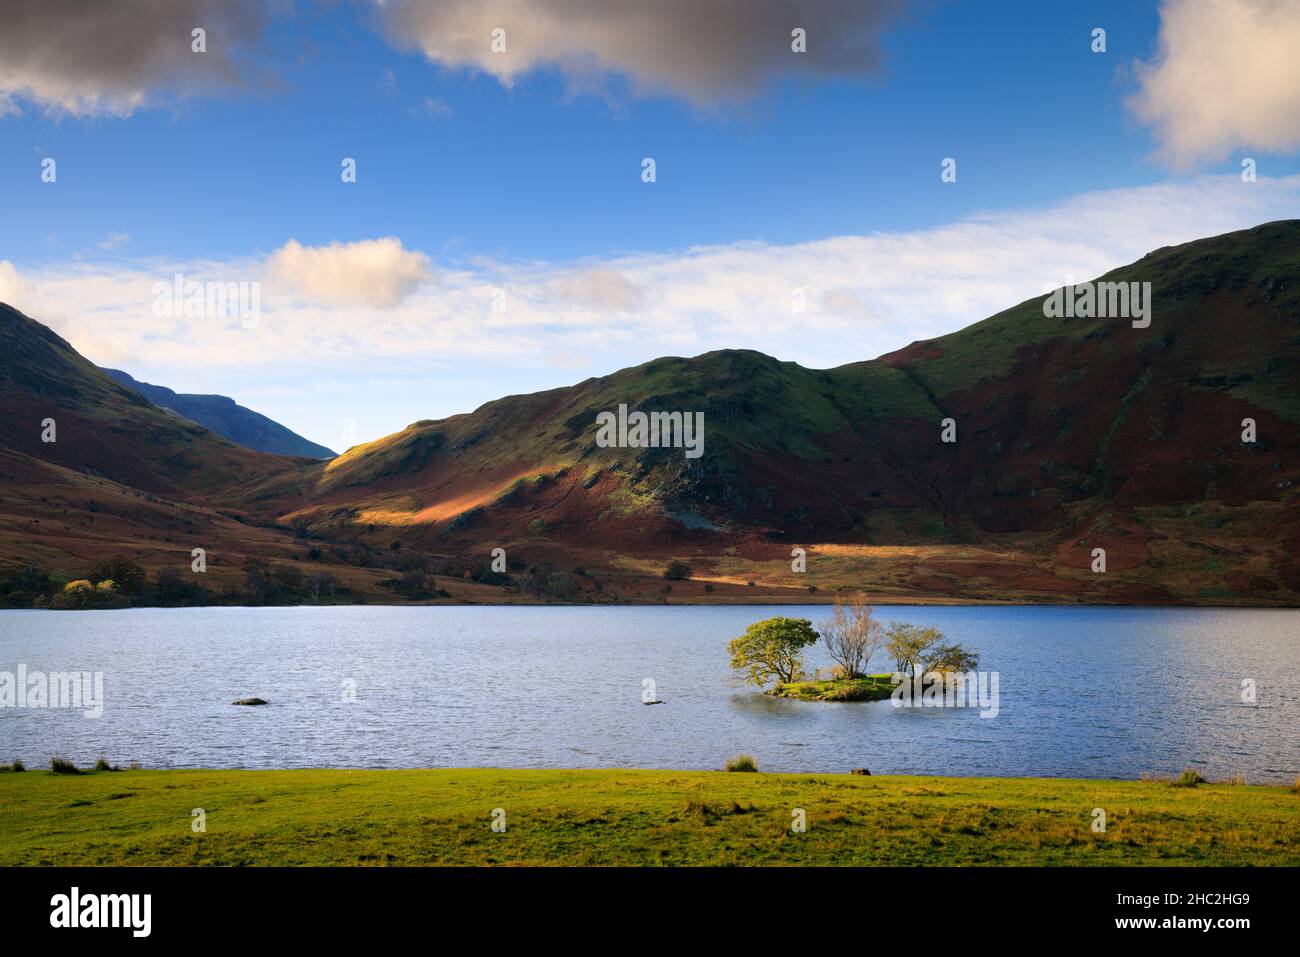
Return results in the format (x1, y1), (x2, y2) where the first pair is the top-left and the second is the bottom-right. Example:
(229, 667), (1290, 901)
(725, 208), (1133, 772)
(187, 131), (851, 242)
(1172, 769), (1206, 788)
(93, 758), (116, 772)
(51, 757), (81, 774)
(89, 555), (146, 594)
(53, 578), (129, 610)
(11, 759), (25, 772)
(663, 560), (692, 581)
(725, 753), (759, 773)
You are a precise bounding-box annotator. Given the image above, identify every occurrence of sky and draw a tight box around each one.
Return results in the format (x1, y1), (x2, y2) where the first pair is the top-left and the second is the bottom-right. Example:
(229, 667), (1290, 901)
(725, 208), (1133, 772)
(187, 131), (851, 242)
(2, 0), (1300, 453)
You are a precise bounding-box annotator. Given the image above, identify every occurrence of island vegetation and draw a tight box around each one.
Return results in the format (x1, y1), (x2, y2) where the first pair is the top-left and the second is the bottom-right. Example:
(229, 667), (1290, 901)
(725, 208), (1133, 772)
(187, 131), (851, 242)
(727, 592), (980, 702)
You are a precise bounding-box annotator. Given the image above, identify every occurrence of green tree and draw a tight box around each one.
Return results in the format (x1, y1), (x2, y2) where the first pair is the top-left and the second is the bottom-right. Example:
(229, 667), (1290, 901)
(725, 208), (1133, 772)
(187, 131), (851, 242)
(923, 642), (980, 675)
(884, 622), (944, 675)
(728, 617), (820, 689)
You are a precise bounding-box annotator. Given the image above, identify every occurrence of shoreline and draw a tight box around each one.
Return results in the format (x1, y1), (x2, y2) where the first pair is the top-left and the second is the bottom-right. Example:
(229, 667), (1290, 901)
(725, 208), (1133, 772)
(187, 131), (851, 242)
(5, 598), (1300, 611)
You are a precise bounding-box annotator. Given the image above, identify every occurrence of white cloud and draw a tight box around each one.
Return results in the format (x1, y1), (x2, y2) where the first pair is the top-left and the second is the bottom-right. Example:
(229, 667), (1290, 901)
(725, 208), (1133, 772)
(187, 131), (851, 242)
(0, 260), (28, 305)
(3, 175), (1299, 438)
(420, 96), (453, 117)
(1129, 0), (1300, 168)
(373, 0), (908, 105)
(266, 238), (434, 307)
(551, 267), (643, 312)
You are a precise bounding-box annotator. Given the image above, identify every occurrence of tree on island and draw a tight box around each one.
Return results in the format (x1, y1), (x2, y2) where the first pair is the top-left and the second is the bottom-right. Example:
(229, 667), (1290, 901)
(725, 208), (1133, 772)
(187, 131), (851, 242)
(820, 591), (883, 679)
(885, 622), (980, 676)
(728, 616), (820, 688)
(884, 622), (943, 675)
(923, 642), (980, 675)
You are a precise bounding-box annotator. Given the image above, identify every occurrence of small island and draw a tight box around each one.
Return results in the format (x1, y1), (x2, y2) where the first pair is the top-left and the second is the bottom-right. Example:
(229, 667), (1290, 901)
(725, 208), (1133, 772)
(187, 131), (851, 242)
(728, 592), (979, 703)
(771, 674), (896, 702)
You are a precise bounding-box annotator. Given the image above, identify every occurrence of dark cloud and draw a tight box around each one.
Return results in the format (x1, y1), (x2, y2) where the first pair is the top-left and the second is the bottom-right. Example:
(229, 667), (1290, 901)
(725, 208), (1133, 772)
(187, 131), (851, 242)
(375, 0), (911, 104)
(0, 0), (269, 116)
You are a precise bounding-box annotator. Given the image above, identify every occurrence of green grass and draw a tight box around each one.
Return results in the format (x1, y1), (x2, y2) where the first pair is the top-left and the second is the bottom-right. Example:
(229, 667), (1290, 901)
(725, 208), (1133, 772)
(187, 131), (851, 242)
(772, 674), (896, 701)
(1, 767), (1296, 866)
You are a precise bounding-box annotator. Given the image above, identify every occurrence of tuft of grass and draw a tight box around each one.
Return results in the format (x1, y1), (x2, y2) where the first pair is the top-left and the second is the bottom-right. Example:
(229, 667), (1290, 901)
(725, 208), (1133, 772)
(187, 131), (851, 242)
(50, 757), (81, 775)
(1220, 773), (1247, 786)
(1173, 769), (1207, 788)
(725, 754), (758, 773)
(0, 759), (24, 773)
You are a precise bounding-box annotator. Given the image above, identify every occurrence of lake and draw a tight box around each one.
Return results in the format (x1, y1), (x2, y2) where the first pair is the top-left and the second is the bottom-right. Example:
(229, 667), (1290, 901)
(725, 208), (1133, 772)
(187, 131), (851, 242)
(1, 605), (1297, 781)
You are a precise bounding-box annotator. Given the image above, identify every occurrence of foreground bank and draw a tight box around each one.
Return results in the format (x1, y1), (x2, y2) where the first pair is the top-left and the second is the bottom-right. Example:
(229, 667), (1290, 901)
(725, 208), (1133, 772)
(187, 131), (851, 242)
(1, 768), (1295, 866)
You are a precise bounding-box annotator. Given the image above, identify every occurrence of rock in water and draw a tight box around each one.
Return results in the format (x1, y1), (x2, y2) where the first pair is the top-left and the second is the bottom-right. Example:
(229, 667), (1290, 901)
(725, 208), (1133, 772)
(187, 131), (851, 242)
(232, 697), (268, 706)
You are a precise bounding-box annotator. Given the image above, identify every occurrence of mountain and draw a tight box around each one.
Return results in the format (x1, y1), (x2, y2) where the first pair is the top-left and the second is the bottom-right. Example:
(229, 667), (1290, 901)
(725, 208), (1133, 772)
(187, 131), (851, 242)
(2, 221), (1298, 605)
(0, 303), (399, 603)
(101, 368), (335, 459)
(262, 221), (1300, 604)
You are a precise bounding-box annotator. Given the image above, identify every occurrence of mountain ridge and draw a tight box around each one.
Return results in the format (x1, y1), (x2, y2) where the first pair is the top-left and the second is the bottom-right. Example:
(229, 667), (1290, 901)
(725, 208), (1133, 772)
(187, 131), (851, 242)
(101, 368), (336, 460)
(2, 220), (1298, 605)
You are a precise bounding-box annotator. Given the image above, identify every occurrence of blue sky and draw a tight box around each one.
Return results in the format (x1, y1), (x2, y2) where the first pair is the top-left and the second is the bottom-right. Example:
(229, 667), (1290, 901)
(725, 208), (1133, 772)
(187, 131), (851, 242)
(3, 0), (1300, 450)
(3, 1), (1222, 262)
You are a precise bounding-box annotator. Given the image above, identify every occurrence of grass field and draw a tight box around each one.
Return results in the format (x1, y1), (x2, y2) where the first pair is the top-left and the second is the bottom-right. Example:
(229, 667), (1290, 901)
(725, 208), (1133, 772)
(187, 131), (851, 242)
(1, 767), (1296, 866)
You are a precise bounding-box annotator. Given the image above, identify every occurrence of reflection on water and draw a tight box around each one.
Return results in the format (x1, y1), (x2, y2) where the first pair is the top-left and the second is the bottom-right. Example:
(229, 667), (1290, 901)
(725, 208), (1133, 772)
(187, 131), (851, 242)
(0, 604), (1296, 780)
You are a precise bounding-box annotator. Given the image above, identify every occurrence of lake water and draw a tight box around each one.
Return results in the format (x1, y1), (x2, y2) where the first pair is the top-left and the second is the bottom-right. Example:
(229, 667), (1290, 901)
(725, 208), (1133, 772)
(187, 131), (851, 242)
(1, 605), (1297, 781)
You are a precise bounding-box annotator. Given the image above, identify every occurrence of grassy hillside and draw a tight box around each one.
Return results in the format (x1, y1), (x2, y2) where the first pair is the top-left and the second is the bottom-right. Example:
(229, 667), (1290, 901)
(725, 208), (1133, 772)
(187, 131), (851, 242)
(1, 767), (1295, 866)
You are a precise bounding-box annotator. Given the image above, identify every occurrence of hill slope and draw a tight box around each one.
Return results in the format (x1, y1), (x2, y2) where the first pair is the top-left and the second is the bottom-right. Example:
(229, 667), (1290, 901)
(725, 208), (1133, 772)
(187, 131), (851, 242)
(260, 222), (1300, 604)
(0, 304), (391, 601)
(102, 368), (335, 459)
(2, 221), (1298, 605)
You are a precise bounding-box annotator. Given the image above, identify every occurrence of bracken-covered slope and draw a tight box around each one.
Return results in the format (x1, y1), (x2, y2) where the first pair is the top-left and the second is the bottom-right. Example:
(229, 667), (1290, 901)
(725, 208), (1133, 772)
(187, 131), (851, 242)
(257, 221), (1300, 604)
(0, 304), (375, 600)
(0, 303), (306, 498)
(2, 221), (1298, 604)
